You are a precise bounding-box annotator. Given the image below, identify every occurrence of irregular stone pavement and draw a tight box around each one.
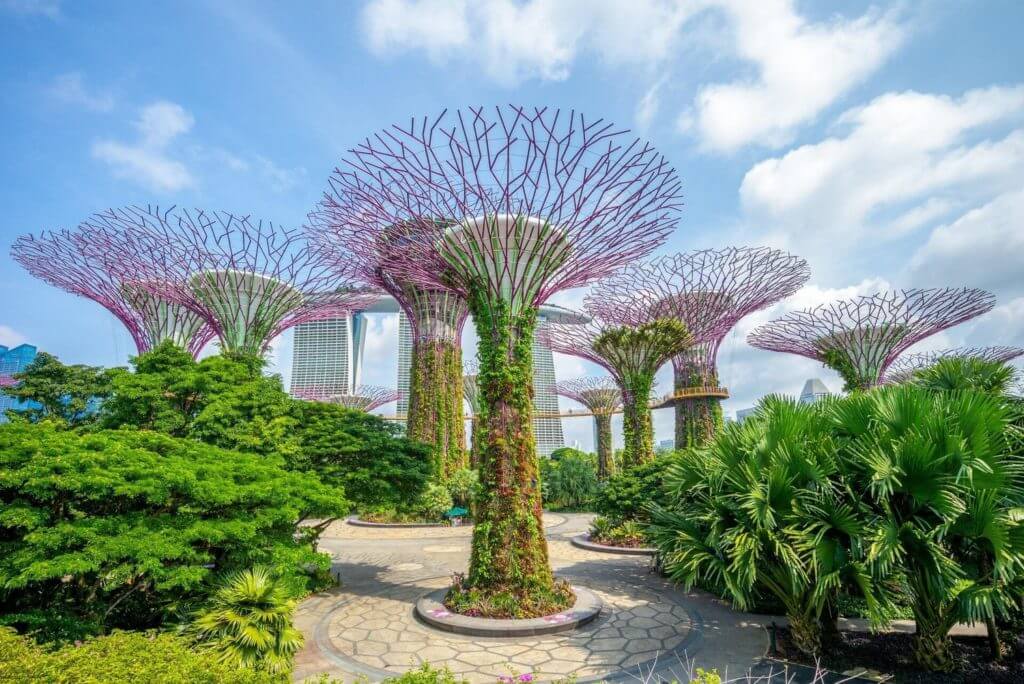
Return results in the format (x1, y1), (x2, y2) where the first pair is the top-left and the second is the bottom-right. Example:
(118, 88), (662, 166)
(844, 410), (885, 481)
(294, 513), (770, 683)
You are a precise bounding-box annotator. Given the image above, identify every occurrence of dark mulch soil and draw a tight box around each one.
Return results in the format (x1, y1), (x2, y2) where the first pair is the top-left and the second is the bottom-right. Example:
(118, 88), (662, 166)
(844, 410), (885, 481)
(774, 627), (1024, 683)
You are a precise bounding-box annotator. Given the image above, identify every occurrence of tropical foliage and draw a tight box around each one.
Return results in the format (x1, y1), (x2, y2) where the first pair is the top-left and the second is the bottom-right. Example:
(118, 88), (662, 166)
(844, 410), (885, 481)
(3, 352), (112, 426)
(541, 449), (599, 509)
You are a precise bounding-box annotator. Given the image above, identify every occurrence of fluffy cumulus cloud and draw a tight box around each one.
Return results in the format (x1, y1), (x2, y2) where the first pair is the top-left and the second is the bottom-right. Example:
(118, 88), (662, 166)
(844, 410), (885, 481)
(92, 101), (196, 192)
(738, 85), (1024, 273)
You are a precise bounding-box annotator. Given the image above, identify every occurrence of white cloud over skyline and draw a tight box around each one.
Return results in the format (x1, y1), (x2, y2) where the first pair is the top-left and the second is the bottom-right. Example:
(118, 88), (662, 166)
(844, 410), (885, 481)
(92, 101), (196, 192)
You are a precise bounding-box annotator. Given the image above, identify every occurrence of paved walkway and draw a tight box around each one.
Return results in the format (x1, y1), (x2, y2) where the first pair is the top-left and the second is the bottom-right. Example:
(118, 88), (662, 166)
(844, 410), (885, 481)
(294, 513), (770, 683)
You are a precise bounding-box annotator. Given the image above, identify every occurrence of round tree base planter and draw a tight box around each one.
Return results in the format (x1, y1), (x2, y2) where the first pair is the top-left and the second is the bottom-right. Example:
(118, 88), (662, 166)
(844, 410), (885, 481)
(415, 585), (603, 637)
(572, 534), (657, 556)
(346, 516), (466, 529)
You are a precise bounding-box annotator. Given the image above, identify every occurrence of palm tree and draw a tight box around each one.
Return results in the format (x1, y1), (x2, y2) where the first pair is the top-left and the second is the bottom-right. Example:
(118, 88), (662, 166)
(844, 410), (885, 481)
(649, 396), (891, 656)
(833, 386), (1024, 671)
(911, 357), (1018, 396)
(191, 566), (303, 675)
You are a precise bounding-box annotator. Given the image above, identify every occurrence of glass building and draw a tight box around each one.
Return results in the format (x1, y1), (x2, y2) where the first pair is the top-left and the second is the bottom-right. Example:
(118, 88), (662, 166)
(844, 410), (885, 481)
(0, 343), (39, 422)
(289, 315), (365, 397)
(799, 378), (831, 404)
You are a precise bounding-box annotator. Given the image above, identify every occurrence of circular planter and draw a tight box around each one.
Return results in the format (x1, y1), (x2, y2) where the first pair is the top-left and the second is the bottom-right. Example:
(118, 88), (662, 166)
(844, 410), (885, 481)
(346, 516), (459, 529)
(571, 534), (657, 556)
(415, 585), (603, 637)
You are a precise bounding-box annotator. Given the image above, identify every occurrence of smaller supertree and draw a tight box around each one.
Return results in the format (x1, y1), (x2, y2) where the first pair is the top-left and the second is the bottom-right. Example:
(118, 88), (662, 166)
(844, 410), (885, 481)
(462, 359), (483, 468)
(748, 288), (996, 391)
(293, 384), (399, 412)
(553, 376), (622, 479)
(883, 346), (1024, 384)
(539, 315), (691, 467)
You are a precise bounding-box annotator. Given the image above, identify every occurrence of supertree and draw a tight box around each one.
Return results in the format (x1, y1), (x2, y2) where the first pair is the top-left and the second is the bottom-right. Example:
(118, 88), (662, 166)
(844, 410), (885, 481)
(319, 106), (681, 607)
(748, 288), (996, 391)
(293, 384), (400, 412)
(309, 220), (470, 482)
(76, 206), (379, 357)
(11, 224), (215, 357)
(553, 376), (623, 480)
(462, 359), (483, 467)
(587, 248), (810, 448)
(882, 346), (1024, 384)
(539, 313), (691, 468)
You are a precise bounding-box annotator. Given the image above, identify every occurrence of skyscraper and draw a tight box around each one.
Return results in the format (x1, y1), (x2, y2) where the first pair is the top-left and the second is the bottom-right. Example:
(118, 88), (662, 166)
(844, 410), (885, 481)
(799, 378), (831, 404)
(289, 315), (363, 396)
(396, 311), (413, 417)
(0, 343), (38, 423)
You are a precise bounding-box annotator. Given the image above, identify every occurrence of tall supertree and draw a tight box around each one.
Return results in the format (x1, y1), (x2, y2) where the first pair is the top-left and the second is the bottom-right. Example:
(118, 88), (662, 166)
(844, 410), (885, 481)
(293, 384), (400, 412)
(882, 346), (1024, 384)
(79, 206), (379, 357)
(319, 106), (681, 607)
(539, 313), (690, 467)
(309, 220), (470, 482)
(462, 359), (483, 468)
(11, 224), (215, 357)
(587, 248), (810, 448)
(748, 288), (996, 391)
(553, 376), (623, 479)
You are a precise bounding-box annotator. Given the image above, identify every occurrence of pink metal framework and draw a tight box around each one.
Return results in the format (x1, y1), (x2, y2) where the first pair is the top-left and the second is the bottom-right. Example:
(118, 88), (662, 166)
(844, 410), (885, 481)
(76, 206), (380, 356)
(314, 105), (683, 308)
(462, 359), (481, 416)
(292, 384), (400, 412)
(585, 247), (810, 385)
(553, 376), (623, 415)
(747, 288), (996, 387)
(883, 345), (1024, 384)
(11, 224), (216, 357)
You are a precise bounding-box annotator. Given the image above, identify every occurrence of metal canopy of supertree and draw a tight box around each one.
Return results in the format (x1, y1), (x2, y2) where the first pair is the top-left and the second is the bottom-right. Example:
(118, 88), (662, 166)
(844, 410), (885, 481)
(320, 105), (682, 605)
(462, 359), (481, 416)
(586, 247), (810, 448)
(79, 206), (379, 357)
(883, 346), (1024, 384)
(553, 376), (623, 480)
(11, 223), (215, 357)
(293, 384), (400, 412)
(539, 311), (691, 467)
(748, 288), (996, 391)
(308, 219), (470, 481)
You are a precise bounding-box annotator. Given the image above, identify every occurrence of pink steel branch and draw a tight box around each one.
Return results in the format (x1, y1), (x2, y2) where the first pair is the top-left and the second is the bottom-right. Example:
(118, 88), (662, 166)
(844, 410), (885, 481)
(292, 383), (400, 412)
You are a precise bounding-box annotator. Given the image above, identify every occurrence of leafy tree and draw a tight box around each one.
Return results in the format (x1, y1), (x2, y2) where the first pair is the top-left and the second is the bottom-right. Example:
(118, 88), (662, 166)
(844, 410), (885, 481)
(650, 398), (891, 656)
(836, 385), (1024, 671)
(593, 454), (677, 525)
(3, 352), (112, 426)
(288, 400), (431, 511)
(191, 567), (303, 676)
(912, 356), (1018, 396)
(542, 451), (598, 509)
(0, 422), (347, 638)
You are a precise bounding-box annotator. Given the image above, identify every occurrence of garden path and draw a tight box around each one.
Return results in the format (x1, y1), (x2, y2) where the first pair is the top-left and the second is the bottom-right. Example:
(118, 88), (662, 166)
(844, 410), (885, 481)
(293, 513), (770, 683)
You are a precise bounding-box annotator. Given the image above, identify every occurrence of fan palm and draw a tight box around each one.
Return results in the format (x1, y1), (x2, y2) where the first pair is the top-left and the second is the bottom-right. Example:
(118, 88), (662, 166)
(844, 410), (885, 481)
(190, 566), (303, 675)
(912, 357), (1018, 396)
(650, 396), (891, 656)
(833, 386), (1024, 671)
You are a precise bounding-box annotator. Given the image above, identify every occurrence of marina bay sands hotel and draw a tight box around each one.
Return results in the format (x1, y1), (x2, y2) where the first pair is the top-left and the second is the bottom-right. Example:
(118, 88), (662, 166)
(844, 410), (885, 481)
(288, 295), (585, 456)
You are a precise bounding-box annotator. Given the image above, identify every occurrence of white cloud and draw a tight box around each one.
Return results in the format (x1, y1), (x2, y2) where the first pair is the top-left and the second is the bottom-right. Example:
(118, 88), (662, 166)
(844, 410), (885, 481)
(738, 85), (1024, 272)
(92, 101), (196, 192)
(0, 326), (28, 348)
(1, 0), (59, 18)
(690, 0), (906, 151)
(47, 72), (114, 112)
(256, 156), (307, 193)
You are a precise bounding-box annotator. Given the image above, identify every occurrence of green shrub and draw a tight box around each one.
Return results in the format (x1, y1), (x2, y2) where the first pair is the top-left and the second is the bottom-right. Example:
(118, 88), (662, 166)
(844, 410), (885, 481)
(0, 627), (270, 683)
(0, 422), (346, 639)
(416, 482), (454, 521)
(592, 453), (676, 524)
(589, 517), (648, 547)
(382, 662), (469, 684)
(446, 467), (479, 509)
(542, 451), (598, 509)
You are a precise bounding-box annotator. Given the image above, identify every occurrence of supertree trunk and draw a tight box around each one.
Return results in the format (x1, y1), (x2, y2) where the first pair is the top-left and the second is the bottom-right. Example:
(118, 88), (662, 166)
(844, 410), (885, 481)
(467, 296), (553, 598)
(406, 338), (466, 481)
(621, 376), (656, 467)
(594, 413), (614, 480)
(673, 362), (722, 449)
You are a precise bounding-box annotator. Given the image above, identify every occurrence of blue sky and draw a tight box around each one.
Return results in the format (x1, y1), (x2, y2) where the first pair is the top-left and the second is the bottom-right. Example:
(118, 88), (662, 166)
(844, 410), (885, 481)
(2, 0), (1022, 451)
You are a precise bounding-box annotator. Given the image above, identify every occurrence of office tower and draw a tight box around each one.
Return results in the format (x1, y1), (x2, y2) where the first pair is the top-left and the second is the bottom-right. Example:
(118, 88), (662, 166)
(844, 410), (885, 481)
(0, 344), (38, 422)
(799, 378), (831, 404)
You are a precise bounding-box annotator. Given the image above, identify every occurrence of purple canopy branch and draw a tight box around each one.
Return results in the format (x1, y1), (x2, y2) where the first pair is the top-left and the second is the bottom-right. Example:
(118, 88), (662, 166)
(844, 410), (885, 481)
(553, 376), (623, 479)
(292, 384), (400, 412)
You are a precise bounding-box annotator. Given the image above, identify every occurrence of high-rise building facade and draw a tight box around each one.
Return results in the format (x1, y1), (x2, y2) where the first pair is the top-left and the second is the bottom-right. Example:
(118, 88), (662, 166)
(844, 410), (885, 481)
(396, 311), (413, 417)
(0, 343), (38, 423)
(289, 315), (365, 397)
(531, 311), (564, 457)
(799, 378), (831, 404)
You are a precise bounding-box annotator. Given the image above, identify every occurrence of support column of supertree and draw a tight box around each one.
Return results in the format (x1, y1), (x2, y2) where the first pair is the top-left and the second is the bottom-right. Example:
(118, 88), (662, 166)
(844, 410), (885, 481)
(308, 221), (470, 483)
(553, 376), (622, 479)
(588, 248), (810, 448)
(539, 314), (691, 468)
(882, 345), (1024, 384)
(11, 220), (216, 357)
(462, 359), (482, 468)
(320, 105), (681, 609)
(87, 206), (379, 358)
(748, 288), (995, 391)
(293, 384), (400, 412)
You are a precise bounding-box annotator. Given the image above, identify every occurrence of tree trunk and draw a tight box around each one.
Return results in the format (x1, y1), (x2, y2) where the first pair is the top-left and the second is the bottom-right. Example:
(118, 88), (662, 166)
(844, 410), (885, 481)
(911, 606), (956, 672)
(787, 612), (823, 657)
(673, 363), (722, 449)
(621, 376), (655, 467)
(466, 298), (554, 599)
(406, 338), (466, 482)
(985, 615), (1003, 661)
(594, 413), (614, 480)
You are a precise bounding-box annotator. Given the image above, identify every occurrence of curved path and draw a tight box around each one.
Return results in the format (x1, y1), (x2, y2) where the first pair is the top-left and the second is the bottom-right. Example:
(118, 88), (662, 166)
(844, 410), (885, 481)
(294, 514), (769, 683)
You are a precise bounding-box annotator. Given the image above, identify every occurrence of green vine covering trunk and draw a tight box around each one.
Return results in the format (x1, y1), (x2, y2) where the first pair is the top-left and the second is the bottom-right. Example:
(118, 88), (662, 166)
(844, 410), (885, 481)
(594, 413), (614, 479)
(620, 376), (656, 467)
(456, 292), (559, 610)
(673, 363), (723, 449)
(406, 339), (466, 482)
